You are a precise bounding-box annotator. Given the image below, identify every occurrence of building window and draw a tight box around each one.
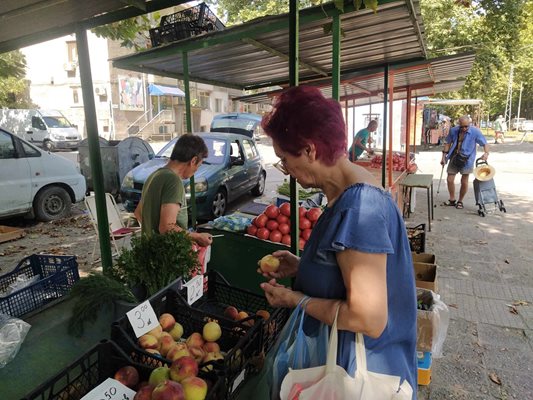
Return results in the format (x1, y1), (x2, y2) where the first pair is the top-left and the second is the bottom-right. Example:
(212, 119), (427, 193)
(198, 91), (210, 109)
(72, 89), (79, 104)
(215, 98), (223, 113)
(66, 41), (77, 63)
(243, 103), (252, 113)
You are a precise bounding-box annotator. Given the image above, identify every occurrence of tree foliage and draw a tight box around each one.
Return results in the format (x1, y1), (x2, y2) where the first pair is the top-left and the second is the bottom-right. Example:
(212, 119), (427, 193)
(92, 15), (155, 50)
(0, 51), (34, 108)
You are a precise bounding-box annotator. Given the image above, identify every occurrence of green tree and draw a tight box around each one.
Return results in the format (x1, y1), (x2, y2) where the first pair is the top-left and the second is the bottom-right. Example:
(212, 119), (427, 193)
(0, 51), (34, 108)
(92, 15), (155, 50)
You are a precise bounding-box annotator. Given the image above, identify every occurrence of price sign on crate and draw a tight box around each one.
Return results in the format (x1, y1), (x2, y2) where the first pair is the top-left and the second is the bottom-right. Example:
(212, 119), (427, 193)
(184, 274), (203, 305)
(126, 300), (159, 338)
(81, 378), (135, 400)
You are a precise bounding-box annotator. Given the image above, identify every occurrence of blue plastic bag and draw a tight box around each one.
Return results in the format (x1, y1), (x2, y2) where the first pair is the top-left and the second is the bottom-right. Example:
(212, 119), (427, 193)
(270, 298), (329, 399)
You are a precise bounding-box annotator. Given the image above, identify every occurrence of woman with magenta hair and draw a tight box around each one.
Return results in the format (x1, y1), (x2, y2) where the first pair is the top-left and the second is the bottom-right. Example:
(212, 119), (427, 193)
(259, 86), (417, 397)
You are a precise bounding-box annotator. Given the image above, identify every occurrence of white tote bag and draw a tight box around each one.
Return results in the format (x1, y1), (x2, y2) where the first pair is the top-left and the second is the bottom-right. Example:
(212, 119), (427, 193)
(280, 306), (413, 400)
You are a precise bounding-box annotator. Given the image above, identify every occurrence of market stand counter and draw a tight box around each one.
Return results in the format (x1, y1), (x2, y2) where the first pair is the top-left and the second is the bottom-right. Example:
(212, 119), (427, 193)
(0, 296), (114, 399)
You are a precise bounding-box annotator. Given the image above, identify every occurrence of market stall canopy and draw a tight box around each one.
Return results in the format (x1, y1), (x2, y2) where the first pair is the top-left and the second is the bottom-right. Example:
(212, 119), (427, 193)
(0, 0), (190, 54)
(148, 83), (185, 96)
(112, 0), (427, 90)
(235, 52), (476, 106)
(419, 99), (483, 106)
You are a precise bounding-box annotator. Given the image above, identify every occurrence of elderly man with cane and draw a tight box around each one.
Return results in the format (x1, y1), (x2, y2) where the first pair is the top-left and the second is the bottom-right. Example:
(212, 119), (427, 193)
(440, 116), (490, 209)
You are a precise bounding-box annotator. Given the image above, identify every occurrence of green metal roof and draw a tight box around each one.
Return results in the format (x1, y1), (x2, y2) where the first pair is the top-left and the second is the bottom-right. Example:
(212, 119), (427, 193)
(0, 0), (190, 54)
(112, 0), (427, 90)
(235, 52), (476, 106)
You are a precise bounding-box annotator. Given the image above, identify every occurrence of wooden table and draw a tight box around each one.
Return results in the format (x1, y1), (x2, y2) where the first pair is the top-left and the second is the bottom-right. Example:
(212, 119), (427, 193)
(400, 173), (434, 231)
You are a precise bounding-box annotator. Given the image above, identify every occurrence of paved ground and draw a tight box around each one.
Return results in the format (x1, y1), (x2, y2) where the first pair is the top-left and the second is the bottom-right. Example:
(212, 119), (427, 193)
(407, 139), (533, 399)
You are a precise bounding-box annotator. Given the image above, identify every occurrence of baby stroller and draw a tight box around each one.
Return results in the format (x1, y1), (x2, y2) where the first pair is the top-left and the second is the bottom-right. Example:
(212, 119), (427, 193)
(473, 158), (506, 217)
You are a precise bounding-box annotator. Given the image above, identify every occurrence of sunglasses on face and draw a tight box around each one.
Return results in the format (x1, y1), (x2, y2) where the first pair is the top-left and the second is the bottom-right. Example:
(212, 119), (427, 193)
(273, 159), (289, 175)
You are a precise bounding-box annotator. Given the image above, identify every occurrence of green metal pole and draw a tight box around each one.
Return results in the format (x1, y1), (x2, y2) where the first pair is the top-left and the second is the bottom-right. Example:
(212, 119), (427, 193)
(182, 51), (197, 228)
(76, 28), (113, 271)
(332, 13), (341, 102)
(289, 0), (299, 255)
(382, 65), (389, 189)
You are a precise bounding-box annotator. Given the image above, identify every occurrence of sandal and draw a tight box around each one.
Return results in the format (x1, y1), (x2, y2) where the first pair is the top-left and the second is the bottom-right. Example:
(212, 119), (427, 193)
(443, 200), (456, 206)
(455, 201), (464, 209)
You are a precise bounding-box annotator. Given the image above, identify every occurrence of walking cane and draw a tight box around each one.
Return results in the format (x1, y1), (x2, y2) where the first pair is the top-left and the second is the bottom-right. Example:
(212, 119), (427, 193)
(436, 164), (445, 195)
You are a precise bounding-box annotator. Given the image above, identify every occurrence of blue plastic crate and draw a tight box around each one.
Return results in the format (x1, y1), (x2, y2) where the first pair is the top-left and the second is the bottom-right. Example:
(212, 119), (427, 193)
(0, 254), (79, 317)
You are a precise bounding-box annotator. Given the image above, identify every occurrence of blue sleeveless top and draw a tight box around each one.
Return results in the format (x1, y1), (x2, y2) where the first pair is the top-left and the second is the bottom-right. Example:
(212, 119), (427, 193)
(294, 183), (417, 396)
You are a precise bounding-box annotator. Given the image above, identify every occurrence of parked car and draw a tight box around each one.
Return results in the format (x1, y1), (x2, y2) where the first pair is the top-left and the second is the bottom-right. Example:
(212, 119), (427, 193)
(0, 127), (86, 221)
(120, 132), (266, 220)
(522, 120), (533, 132)
(511, 118), (526, 131)
(210, 113), (264, 141)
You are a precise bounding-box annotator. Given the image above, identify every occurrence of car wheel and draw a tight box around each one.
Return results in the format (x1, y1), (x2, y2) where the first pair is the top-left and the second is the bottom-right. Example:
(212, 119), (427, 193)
(251, 171), (266, 196)
(43, 140), (54, 151)
(34, 186), (71, 221)
(211, 188), (227, 218)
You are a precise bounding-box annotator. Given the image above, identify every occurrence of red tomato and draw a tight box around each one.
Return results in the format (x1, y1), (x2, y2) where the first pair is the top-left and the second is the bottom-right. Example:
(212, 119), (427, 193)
(247, 225), (258, 236)
(278, 223), (290, 235)
(256, 228), (270, 240)
(276, 214), (289, 224)
(298, 206), (307, 219)
(255, 214), (268, 228)
(301, 228), (312, 241)
(306, 207), (322, 222)
(266, 220), (279, 231)
(299, 238), (306, 250)
(299, 217), (312, 230)
(264, 205), (280, 219)
(281, 234), (291, 246)
(269, 230), (283, 243)
(279, 202), (291, 217)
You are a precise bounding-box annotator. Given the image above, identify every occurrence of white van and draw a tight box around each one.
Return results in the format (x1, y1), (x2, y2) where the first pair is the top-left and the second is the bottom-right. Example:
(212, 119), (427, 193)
(0, 109), (82, 151)
(0, 127), (86, 221)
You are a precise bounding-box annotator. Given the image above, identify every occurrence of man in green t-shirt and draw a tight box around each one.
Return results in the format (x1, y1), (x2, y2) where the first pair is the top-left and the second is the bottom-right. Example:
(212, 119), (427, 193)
(348, 120), (378, 161)
(134, 134), (212, 247)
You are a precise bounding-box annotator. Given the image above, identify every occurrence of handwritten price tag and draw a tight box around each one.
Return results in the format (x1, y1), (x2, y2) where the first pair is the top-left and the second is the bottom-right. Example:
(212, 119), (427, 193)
(126, 300), (159, 338)
(81, 378), (136, 400)
(184, 274), (203, 305)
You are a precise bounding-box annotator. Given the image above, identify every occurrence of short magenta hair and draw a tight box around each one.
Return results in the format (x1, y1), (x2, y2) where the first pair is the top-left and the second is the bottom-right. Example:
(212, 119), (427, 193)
(261, 86), (347, 166)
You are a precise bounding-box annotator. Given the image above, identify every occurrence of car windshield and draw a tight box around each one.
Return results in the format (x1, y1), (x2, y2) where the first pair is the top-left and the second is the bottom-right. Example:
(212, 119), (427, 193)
(211, 117), (257, 133)
(157, 137), (227, 165)
(43, 116), (72, 128)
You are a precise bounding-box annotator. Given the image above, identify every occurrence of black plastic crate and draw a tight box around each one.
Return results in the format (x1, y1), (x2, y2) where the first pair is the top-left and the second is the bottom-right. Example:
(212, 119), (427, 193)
(23, 340), (224, 400)
(407, 223), (426, 253)
(194, 270), (290, 356)
(0, 254), (79, 317)
(111, 287), (261, 398)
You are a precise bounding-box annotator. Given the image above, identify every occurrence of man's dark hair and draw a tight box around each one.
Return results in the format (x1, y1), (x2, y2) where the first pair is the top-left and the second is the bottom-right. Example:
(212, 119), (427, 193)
(170, 134), (208, 162)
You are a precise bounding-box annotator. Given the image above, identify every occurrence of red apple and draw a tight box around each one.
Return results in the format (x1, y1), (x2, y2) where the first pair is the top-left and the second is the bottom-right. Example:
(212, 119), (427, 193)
(266, 220), (279, 231)
(186, 332), (205, 349)
(256, 228), (270, 240)
(152, 380), (185, 400)
(269, 230), (282, 243)
(281, 234), (291, 246)
(279, 202), (291, 217)
(264, 204), (280, 219)
(114, 366), (139, 389)
(159, 313), (176, 332)
(133, 384), (154, 400)
(301, 228), (312, 241)
(223, 306), (239, 321)
(299, 217), (312, 230)
(170, 356), (199, 382)
(276, 214), (289, 224)
(299, 238), (306, 250)
(247, 225), (258, 236)
(306, 207), (322, 222)
(138, 334), (159, 350)
(255, 214), (268, 228)
(278, 223), (290, 235)
(298, 206), (307, 219)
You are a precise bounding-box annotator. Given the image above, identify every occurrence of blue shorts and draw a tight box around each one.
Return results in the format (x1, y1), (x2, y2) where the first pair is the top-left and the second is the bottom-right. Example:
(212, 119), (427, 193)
(447, 162), (473, 175)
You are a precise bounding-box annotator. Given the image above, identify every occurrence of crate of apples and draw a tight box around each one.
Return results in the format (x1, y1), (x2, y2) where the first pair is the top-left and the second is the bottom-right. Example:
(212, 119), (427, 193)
(247, 203), (322, 250)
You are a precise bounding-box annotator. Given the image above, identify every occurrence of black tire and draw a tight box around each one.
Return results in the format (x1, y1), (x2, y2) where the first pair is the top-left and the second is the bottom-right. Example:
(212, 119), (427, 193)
(34, 186), (71, 221)
(43, 140), (54, 152)
(251, 171), (266, 196)
(211, 188), (227, 219)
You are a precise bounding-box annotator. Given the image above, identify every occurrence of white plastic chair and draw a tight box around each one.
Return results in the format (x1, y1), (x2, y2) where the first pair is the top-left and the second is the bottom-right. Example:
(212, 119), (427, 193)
(85, 193), (140, 262)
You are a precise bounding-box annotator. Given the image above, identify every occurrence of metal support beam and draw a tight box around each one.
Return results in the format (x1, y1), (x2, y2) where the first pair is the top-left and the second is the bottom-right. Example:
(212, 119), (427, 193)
(405, 87), (412, 169)
(332, 13), (341, 101)
(242, 38), (327, 77)
(182, 51), (197, 228)
(119, 0), (147, 11)
(388, 69), (395, 188)
(76, 28), (113, 271)
(413, 96), (418, 154)
(382, 65), (389, 188)
(289, 0), (299, 256)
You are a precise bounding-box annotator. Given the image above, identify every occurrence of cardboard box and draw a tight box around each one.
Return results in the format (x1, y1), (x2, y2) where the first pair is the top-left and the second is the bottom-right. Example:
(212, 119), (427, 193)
(414, 262), (437, 292)
(411, 252), (436, 264)
(0, 225), (25, 244)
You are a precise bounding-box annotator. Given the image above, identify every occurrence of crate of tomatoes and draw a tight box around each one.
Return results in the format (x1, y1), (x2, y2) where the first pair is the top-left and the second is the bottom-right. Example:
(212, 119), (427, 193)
(246, 203), (323, 250)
